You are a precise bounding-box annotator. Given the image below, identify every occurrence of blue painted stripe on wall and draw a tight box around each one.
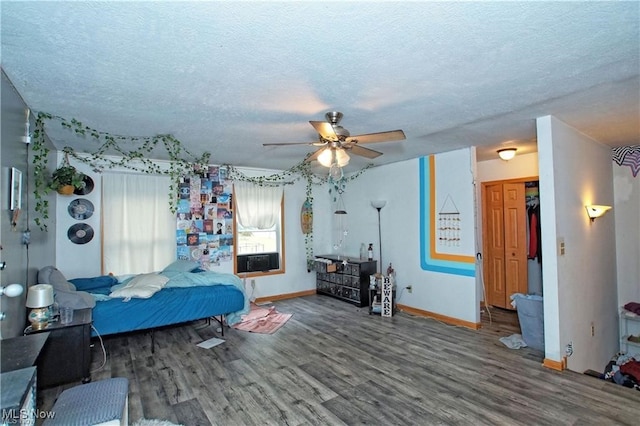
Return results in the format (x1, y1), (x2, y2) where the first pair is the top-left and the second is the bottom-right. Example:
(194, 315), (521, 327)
(419, 156), (476, 277)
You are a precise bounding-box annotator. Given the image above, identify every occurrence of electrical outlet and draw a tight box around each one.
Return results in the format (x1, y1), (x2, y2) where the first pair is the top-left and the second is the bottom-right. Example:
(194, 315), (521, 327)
(590, 322), (595, 337)
(565, 342), (573, 356)
(406, 285), (412, 293)
(251, 279), (256, 289)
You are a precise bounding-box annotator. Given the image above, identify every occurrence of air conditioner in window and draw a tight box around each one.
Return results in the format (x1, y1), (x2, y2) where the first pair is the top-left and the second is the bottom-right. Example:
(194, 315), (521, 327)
(237, 252), (280, 273)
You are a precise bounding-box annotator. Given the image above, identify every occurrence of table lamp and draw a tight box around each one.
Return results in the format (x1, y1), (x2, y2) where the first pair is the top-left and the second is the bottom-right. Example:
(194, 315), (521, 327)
(26, 284), (54, 330)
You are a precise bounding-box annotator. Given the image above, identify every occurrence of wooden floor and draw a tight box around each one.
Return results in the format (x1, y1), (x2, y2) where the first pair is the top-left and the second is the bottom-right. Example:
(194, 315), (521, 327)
(39, 295), (640, 425)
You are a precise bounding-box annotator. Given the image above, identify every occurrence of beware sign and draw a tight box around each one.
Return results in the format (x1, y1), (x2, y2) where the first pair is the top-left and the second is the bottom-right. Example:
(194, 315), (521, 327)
(381, 276), (393, 317)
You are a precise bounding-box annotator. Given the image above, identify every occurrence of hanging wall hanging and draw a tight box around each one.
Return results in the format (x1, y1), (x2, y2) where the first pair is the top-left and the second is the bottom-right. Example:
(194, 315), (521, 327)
(438, 194), (461, 246)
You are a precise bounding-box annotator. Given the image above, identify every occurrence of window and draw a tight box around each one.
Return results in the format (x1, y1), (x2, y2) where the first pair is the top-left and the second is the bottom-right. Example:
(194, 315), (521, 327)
(102, 173), (175, 275)
(236, 222), (279, 254)
(233, 183), (285, 276)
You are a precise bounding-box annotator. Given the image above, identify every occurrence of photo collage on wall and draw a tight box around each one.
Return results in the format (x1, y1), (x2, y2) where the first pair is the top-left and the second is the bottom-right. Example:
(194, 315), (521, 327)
(176, 166), (233, 269)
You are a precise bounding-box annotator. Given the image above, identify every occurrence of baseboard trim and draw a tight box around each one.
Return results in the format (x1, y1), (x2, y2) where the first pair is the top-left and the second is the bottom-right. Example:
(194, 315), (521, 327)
(254, 289), (316, 305)
(543, 357), (565, 371)
(396, 303), (481, 330)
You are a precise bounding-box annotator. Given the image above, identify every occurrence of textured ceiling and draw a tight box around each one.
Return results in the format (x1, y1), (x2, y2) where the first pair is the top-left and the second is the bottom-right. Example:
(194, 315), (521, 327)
(1, 1), (638, 171)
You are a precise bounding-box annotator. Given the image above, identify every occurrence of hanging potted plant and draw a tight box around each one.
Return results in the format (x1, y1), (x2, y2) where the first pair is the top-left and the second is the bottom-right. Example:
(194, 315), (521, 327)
(50, 164), (86, 195)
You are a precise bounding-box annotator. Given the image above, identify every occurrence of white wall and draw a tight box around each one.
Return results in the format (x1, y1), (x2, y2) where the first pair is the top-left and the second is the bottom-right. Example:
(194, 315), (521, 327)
(614, 164), (640, 307)
(343, 149), (479, 324)
(537, 115), (618, 373)
(55, 156), (102, 278)
(476, 152), (539, 182)
(235, 169), (326, 300)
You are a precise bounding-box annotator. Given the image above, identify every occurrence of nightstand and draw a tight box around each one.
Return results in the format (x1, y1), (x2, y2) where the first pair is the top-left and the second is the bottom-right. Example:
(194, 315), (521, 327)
(24, 308), (92, 388)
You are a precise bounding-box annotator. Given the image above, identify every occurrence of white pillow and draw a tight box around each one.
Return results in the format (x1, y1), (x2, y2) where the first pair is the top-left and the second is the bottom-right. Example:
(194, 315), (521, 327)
(109, 273), (169, 299)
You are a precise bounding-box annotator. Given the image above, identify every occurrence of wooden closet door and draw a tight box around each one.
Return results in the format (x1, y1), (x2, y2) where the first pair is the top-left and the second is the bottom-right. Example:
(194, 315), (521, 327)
(485, 184), (506, 308)
(502, 183), (528, 303)
(483, 182), (528, 309)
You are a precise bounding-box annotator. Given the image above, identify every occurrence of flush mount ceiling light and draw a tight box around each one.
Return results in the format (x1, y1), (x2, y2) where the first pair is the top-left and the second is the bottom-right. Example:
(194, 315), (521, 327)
(497, 148), (517, 161)
(585, 205), (612, 222)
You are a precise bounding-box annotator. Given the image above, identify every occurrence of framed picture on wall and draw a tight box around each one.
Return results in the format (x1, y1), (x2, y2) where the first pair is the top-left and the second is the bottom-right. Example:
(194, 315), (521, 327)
(10, 167), (22, 210)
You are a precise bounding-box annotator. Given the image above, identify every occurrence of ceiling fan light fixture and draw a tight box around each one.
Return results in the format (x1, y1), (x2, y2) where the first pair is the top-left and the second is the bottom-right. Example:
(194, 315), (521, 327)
(333, 126), (350, 139)
(317, 147), (334, 167)
(497, 148), (517, 161)
(329, 164), (344, 181)
(335, 148), (350, 167)
(325, 111), (343, 124)
(318, 147), (350, 168)
(266, 112), (404, 165)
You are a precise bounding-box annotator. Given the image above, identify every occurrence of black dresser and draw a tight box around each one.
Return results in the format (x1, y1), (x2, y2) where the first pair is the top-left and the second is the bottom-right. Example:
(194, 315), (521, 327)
(315, 255), (376, 307)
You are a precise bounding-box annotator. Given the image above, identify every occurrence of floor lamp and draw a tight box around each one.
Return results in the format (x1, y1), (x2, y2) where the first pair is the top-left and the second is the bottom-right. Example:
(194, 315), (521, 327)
(371, 200), (386, 274)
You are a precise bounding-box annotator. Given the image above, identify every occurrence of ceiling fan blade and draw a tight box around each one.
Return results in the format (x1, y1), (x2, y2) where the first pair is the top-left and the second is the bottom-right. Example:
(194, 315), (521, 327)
(345, 129), (406, 144)
(309, 121), (337, 140)
(304, 147), (324, 163)
(263, 142), (316, 147)
(349, 144), (383, 159)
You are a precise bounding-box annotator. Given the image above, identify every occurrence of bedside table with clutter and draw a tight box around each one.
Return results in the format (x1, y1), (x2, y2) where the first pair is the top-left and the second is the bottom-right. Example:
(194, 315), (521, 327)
(24, 307), (93, 388)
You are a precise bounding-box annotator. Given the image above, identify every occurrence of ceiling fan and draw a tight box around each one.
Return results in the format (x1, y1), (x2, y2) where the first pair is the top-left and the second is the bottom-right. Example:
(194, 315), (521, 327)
(263, 111), (406, 167)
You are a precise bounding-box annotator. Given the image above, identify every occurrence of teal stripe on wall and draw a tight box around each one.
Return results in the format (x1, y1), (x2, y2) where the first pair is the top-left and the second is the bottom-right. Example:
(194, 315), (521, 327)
(419, 156), (476, 277)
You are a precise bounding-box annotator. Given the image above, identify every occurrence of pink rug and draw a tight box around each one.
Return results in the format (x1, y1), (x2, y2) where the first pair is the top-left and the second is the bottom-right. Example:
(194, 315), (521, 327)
(232, 304), (292, 334)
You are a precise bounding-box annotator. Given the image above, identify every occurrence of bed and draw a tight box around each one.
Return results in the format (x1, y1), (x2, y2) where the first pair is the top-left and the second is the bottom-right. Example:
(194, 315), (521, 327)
(37, 261), (249, 339)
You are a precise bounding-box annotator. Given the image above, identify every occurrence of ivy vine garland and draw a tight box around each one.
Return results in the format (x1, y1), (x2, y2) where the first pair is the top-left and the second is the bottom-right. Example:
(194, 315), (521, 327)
(31, 112), (373, 270)
(32, 112), (210, 230)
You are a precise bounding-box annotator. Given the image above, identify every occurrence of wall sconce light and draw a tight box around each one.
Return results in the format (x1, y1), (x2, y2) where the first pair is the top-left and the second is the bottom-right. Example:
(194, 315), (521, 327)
(585, 205), (612, 222)
(0, 283), (24, 321)
(0, 283), (23, 298)
(497, 148), (517, 161)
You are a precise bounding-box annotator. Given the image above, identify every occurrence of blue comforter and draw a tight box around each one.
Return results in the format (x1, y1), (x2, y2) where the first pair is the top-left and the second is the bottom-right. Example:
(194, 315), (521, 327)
(162, 270), (242, 288)
(73, 270), (249, 336)
(161, 270), (248, 325)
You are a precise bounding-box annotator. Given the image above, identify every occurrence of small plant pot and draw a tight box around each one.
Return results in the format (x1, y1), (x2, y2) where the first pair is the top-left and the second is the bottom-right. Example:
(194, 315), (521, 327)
(57, 185), (75, 195)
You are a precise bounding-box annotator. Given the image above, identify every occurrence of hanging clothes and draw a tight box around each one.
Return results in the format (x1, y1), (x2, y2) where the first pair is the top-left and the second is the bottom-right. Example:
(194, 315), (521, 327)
(527, 204), (542, 263)
(528, 210), (538, 259)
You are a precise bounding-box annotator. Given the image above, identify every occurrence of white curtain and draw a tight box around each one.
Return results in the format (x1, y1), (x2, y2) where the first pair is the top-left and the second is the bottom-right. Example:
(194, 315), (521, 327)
(234, 181), (283, 229)
(102, 173), (175, 275)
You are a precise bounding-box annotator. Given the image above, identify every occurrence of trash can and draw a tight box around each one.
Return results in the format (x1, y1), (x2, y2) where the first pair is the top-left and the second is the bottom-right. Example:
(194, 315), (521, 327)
(512, 294), (544, 351)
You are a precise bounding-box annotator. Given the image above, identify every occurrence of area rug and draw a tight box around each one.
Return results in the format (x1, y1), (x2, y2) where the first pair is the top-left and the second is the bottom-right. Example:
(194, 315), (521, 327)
(232, 303), (292, 334)
(132, 419), (183, 426)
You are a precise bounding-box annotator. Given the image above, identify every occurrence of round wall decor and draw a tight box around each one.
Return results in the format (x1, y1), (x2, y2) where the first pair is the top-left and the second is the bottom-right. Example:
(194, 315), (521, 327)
(67, 223), (94, 245)
(68, 198), (94, 220)
(74, 175), (95, 195)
